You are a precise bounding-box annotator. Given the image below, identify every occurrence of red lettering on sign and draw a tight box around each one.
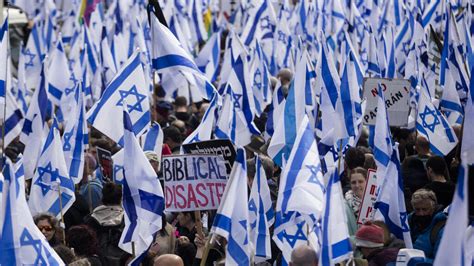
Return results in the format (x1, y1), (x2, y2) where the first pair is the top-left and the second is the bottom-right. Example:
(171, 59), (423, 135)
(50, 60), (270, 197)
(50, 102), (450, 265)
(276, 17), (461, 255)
(195, 183), (209, 207)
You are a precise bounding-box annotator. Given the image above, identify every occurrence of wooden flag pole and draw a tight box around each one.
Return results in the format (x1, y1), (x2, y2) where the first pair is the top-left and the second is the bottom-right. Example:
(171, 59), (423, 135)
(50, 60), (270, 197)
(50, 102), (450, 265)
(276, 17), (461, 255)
(57, 183), (66, 245)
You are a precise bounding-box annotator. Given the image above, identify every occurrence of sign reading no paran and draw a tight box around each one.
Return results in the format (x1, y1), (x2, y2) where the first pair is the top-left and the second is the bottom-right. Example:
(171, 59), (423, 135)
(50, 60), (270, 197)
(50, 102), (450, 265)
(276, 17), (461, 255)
(162, 154), (228, 212)
(363, 78), (410, 127)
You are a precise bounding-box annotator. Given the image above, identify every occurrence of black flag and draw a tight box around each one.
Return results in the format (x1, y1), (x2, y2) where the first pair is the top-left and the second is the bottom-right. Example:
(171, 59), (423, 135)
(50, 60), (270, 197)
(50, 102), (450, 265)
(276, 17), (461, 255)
(148, 0), (168, 28)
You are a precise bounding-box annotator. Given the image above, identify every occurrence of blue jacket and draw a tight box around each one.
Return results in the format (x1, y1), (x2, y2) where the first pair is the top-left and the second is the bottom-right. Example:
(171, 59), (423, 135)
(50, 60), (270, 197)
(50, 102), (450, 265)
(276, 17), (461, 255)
(408, 211), (447, 261)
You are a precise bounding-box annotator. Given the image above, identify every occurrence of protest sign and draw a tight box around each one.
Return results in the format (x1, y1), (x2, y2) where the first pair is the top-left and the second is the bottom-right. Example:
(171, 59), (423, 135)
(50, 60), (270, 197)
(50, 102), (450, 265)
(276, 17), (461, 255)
(357, 169), (378, 225)
(181, 139), (236, 175)
(163, 154), (228, 212)
(96, 147), (113, 181)
(363, 78), (410, 126)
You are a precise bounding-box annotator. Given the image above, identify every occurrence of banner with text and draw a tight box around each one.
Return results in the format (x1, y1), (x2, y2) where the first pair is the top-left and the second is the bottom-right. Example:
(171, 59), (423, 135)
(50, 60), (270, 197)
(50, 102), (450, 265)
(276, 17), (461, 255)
(163, 154), (228, 212)
(357, 169), (378, 225)
(181, 139), (236, 175)
(363, 78), (410, 126)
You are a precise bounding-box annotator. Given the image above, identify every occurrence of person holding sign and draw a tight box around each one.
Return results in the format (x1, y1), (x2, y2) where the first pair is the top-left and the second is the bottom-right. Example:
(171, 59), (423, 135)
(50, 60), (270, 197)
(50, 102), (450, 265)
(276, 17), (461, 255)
(344, 167), (368, 235)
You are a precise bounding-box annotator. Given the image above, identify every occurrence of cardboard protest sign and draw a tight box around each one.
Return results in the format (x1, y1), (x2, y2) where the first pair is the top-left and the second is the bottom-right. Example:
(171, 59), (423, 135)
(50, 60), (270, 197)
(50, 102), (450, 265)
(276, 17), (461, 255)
(357, 169), (378, 225)
(96, 147), (113, 181)
(181, 139), (236, 175)
(363, 78), (410, 126)
(163, 154), (228, 212)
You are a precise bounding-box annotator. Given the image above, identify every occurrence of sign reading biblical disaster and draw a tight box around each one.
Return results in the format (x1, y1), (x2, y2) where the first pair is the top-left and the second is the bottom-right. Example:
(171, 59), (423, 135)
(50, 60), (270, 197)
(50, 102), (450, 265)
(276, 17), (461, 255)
(363, 78), (411, 126)
(162, 154), (229, 211)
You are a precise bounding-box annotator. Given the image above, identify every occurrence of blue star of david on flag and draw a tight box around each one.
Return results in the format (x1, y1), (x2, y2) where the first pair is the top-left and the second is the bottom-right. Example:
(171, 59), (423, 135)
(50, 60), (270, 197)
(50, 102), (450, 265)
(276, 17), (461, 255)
(232, 92), (243, 109)
(248, 198), (258, 215)
(282, 221), (306, 247)
(62, 129), (74, 151)
(419, 106), (440, 132)
(306, 165), (325, 192)
(260, 16), (272, 30)
(254, 69), (262, 90)
(20, 229), (48, 265)
(116, 85), (147, 113)
(277, 30), (287, 43)
(23, 48), (36, 69)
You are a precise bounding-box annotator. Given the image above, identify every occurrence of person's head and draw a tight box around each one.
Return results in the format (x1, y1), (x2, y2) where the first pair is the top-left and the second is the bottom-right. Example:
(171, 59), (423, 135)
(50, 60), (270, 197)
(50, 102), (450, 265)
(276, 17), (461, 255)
(163, 126), (183, 149)
(101, 182), (122, 205)
(355, 222), (385, 258)
(411, 189), (437, 217)
(66, 225), (99, 257)
(145, 150), (161, 174)
(290, 245), (318, 266)
(34, 213), (59, 242)
(363, 154), (376, 170)
(425, 156), (449, 181)
(198, 102), (210, 121)
(277, 68), (293, 86)
(175, 240), (197, 266)
(415, 136), (430, 156)
(177, 211), (196, 229)
(154, 254), (184, 266)
(53, 245), (76, 264)
(344, 147), (366, 172)
(350, 167), (368, 199)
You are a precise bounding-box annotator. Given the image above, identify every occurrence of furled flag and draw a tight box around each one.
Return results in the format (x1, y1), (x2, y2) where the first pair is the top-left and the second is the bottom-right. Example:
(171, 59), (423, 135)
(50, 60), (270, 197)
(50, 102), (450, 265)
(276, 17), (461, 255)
(249, 155), (275, 262)
(373, 85), (412, 248)
(275, 115), (325, 231)
(20, 68), (50, 180)
(240, 0), (277, 46)
(0, 16), (8, 102)
(195, 31), (221, 83)
(62, 84), (88, 184)
(433, 158), (469, 266)
(87, 49), (150, 146)
(119, 108), (165, 265)
(28, 119), (76, 218)
(140, 122), (164, 162)
(188, 0), (208, 45)
(416, 87), (458, 156)
(47, 37), (73, 105)
(211, 148), (251, 265)
(250, 41), (273, 117)
(182, 92), (219, 145)
(150, 13), (216, 101)
(320, 168), (352, 266)
(0, 157), (65, 265)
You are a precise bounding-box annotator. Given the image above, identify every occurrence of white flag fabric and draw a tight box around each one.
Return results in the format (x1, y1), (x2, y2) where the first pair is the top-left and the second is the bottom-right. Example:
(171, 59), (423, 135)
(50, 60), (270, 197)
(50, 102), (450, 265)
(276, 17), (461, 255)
(0, 17), (8, 103)
(87, 49), (150, 146)
(47, 38), (73, 105)
(182, 92), (220, 145)
(249, 155), (275, 262)
(29, 120), (76, 218)
(211, 148), (251, 265)
(140, 122), (164, 161)
(119, 108), (165, 265)
(0, 157), (64, 265)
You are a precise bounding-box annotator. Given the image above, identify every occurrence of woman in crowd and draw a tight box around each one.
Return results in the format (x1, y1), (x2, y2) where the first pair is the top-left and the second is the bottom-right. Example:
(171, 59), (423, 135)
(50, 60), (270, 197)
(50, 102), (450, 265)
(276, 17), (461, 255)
(66, 225), (104, 266)
(345, 167), (368, 235)
(34, 213), (64, 248)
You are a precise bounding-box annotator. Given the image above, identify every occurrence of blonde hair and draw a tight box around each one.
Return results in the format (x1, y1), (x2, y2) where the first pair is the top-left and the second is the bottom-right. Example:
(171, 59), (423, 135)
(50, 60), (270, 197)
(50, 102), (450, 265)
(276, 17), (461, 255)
(411, 189), (437, 207)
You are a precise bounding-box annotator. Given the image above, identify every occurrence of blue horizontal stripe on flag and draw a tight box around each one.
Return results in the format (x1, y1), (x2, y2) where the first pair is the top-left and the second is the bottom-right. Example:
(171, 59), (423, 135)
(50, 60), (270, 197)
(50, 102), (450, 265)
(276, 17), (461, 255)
(152, 54), (199, 72)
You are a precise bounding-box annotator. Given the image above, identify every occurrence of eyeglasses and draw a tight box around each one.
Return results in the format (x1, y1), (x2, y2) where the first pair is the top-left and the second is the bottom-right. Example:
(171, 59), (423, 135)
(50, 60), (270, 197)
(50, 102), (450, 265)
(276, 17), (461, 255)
(38, 226), (53, 232)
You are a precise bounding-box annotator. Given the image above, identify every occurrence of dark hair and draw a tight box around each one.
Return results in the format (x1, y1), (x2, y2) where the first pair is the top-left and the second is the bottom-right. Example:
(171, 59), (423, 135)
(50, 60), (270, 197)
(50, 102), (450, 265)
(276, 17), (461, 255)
(182, 211), (196, 223)
(34, 213), (63, 246)
(350, 167), (368, 180)
(345, 147), (365, 170)
(66, 225), (99, 257)
(426, 156), (450, 180)
(174, 96), (188, 107)
(53, 245), (76, 264)
(176, 241), (197, 266)
(163, 126), (182, 143)
(101, 182), (122, 205)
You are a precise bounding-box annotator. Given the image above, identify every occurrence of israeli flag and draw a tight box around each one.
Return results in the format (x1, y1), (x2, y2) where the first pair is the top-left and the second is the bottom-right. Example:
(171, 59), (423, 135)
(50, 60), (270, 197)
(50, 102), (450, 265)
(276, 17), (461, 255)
(0, 157), (64, 265)
(189, 0), (208, 44)
(320, 169), (352, 266)
(112, 149), (124, 184)
(434, 160), (469, 266)
(461, 95), (474, 164)
(87, 50), (150, 146)
(24, 24), (44, 92)
(275, 115), (325, 229)
(195, 31), (221, 83)
(140, 122), (164, 160)
(440, 62), (463, 126)
(100, 36), (118, 87)
(150, 14), (216, 101)
(373, 84), (393, 186)
(249, 155), (275, 262)
(29, 119), (76, 218)
(119, 108), (165, 265)
(62, 85), (88, 184)
(240, 0), (277, 46)
(211, 148), (251, 265)
(20, 68), (50, 180)
(416, 87), (458, 156)
(250, 41), (272, 117)
(183, 92), (220, 145)
(264, 80), (286, 139)
(0, 17), (8, 101)
(47, 38), (73, 105)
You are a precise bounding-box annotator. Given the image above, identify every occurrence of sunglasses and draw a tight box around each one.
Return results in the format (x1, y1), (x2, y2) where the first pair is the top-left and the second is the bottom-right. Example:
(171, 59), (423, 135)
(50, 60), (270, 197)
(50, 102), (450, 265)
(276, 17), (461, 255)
(38, 226), (53, 232)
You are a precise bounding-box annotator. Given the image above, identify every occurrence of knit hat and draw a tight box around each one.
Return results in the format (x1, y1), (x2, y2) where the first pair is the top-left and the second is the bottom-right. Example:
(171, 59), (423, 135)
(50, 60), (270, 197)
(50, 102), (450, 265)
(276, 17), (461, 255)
(355, 222), (384, 248)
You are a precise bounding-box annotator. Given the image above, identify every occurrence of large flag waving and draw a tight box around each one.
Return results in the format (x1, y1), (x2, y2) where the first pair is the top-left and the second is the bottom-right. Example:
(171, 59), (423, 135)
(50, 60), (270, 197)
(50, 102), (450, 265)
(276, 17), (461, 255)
(28, 120), (76, 218)
(211, 148), (251, 265)
(0, 157), (64, 265)
(87, 49), (150, 146)
(119, 108), (165, 265)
